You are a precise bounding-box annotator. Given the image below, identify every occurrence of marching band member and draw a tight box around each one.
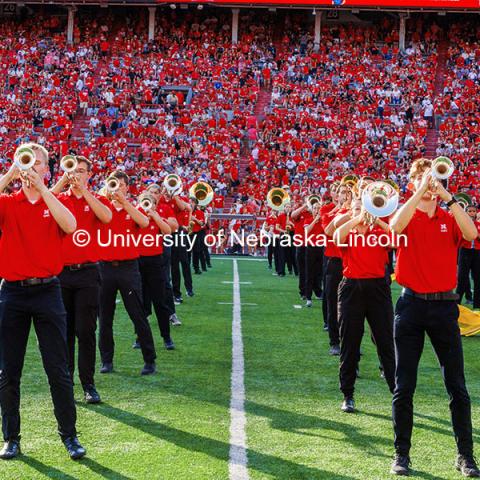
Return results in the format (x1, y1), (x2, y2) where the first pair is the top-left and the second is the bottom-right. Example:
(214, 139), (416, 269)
(0, 144), (86, 460)
(274, 209), (287, 277)
(322, 183), (352, 355)
(190, 197), (207, 275)
(389, 159), (479, 477)
(291, 199), (313, 300)
(304, 201), (325, 308)
(164, 187), (193, 303)
(333, 197), (396, 414)
(456, 203), (480, 310)
(97, 171), (157, 376)
(53, 156), (112, 405)
(137, 189), (176, 350)
(283, 204), (297, 275)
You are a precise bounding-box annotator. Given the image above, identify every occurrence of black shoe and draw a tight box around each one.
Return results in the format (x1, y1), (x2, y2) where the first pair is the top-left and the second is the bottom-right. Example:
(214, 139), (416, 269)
(456, 454), (480, 477)
(164, 339), (175, 350)
(100, 362), (113, 374)
(132, 340), (141, 349)
(141, 362), (156, 375)
(323, 324), (329, 331)
(341, 397), (355, 413)
(207, 264), (212, 268)
(194, 270), (202, 275)
(329, 345), (341, 356)
(391, 454), (411, 476)
(63, 436), (86, 460)
(186, 290), (194, 297)
(202, 269), (208, 272)
(84, 385), (101, 404)
(174, 297), (183, 305)
(0, 440), (20, 460)
(169, 314), (182, 326)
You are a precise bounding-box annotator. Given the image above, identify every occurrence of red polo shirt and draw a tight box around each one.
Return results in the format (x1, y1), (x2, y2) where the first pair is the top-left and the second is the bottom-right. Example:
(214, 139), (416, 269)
(294, 210), (312, 246)
(304, 217), (326, 247)
(322, 206), (345, 258)
(395, 207), (463, 293)
(137, 203), (175, 257)
(191, 209), (205, 233)
(59, 191), (109, 265)
(165, 196), (190, 228)
(340, 227), (389, 279)
(98, 203), (143, 262)
(274, 213), (287, 235)
(0, 190), (69, 280)
(460, 220), (480, 250)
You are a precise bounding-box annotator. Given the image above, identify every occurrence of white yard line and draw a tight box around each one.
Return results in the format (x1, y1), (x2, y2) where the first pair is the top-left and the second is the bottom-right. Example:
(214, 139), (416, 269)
(229, 259), (249, 480)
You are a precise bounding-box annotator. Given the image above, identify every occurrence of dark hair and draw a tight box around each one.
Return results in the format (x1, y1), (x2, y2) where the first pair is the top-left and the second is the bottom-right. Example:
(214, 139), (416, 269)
(76, 156), (93, 172)
(110, 170), (129, 184)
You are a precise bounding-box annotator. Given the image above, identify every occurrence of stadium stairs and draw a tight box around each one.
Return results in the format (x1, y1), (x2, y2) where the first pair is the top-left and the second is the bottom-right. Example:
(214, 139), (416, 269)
(424, 38), (449, 158)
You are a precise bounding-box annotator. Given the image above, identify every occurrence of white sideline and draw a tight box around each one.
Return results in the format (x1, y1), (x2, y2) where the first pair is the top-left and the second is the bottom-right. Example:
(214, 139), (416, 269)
(229, 259), (249, 480)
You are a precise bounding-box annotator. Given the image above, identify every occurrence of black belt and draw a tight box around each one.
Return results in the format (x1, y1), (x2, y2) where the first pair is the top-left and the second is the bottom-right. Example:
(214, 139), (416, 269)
(104, 259), (136, 268)
(402, 287), (459, 301)
(65, 262), (98, 271)
(6, 276), (57, 287)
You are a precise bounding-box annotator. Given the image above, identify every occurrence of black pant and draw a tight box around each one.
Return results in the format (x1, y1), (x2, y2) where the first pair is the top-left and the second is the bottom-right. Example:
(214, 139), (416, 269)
(0, 279), (77, 441)
(338, 278), (395, 398)
(305, 246), (323, 301)
(99, 260), (156, 364)
(274, 242), (285, 275)
(284, 238), (297, 275)
(139, 255), (171, 341)
(296, 246), (307, 297)
(191, 230), (207, 273)
(322, 255), (329, 326)
(59, 265), (100, 388)
(163, 247), (176, 315)
(457, 248), (480, 309)
(171, 231), (193, 298)
(267, 245), (273, 268)
(203, 237), (211, 267)
(392, 294), (473, 456)
(325, 257), (343, 346)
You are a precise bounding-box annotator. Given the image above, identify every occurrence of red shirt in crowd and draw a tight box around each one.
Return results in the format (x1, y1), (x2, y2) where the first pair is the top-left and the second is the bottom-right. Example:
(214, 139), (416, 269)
(340, 227), (389, 279)
(395, 207), (463, 293)
(0, 190), (69, 281)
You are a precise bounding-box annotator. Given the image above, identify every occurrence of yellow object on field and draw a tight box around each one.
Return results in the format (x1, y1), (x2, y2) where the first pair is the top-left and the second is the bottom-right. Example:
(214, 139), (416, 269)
(390, 273), (396, 282)
(458, 305), (480, 337)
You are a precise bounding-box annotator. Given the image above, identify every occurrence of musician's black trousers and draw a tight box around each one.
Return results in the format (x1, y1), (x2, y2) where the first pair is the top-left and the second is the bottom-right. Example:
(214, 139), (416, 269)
(392, 295), (473, 456)
(59, 265), (100, 388)
(267, 245), (273, 268)
(322, 255), (329, 325)
(274, 243), (285, 275)
(296, 246), (306, 297)
(171, 231), (193, 298)
(338, 277), (395, 398)
(456, 248), (480, 309)
(139, 255), (171, 341)
(0, 279), (77, 441)
(163, 247), (176, 315)
(99, 261), (156, 364)
(191, 230), (207, 273)
(284, 240), (297, 275)
(325, 257), (343, 346)
(305, 246), (323, 301)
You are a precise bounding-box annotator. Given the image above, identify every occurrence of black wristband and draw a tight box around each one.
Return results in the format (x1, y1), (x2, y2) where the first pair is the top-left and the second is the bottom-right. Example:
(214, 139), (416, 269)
(446, 198), (457, 208)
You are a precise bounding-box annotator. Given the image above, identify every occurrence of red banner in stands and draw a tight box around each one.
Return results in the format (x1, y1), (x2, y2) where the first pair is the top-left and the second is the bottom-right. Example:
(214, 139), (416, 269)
(168, 0), (479, 8)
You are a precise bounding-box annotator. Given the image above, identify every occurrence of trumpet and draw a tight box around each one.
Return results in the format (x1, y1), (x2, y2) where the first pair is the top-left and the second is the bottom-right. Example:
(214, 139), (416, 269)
(361, 181), (399, 224)
(454, 193), (472, 210)
(138, 192), (156, 212)
(14, 145), (36, 188)
(163, 174), (182, 196)
(105, 176), (120, 196)
(431, 156), (454, 180)
(306, 194), (322, 212)
(60, 155), (78, 174)
(267, 187), (290, 212)
(340, 174), (359, 188)
(189, 181), (214, 207)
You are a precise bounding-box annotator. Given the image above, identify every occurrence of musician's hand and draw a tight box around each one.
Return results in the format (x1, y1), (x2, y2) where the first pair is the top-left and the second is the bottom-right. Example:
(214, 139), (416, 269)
(26, 169), (48, 194)
(419, 168), (433, 194)
(7, 163), (20, 181)
(147, 209), (159, 219)
(112, 190), (127, 206)
(432, 180), (452, 203)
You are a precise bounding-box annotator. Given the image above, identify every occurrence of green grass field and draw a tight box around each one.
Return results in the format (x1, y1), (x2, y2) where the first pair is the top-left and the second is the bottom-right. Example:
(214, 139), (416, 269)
(2, 257), (480, 480)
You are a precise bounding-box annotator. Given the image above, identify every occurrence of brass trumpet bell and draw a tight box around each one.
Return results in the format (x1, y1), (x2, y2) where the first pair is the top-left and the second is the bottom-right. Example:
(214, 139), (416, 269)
(267, 188), (290, 212)
(432, 156), (454, 180)
(306, 194), (321, 211)
(189, 182), (214, 207)
(138, 192), (156, 211)
(163, 174), (183, 196)
(362, 181), (399, 219)
(454, 193), (472, 210)
(14, 145), (36, 171)
(60, 155), (78, 173)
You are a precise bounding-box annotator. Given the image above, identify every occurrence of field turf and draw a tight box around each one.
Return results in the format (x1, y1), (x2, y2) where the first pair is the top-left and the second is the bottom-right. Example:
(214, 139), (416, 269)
(2, 257), (480, 479)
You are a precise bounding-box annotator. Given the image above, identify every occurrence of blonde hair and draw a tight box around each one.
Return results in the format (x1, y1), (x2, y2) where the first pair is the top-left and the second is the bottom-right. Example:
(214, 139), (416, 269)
(409, 158), (432, 181)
